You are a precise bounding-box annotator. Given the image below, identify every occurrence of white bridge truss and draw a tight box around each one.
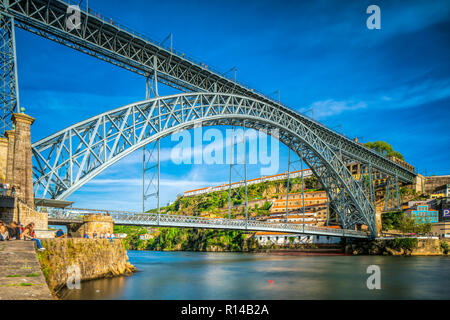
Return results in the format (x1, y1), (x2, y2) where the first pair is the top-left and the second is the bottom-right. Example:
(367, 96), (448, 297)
(0, 0), (418, 239)
(46, 209), (369, 239)
(33, 92), (394, 237)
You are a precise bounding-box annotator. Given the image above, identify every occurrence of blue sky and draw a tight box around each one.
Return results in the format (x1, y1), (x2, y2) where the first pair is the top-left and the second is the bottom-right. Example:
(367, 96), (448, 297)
(15, 0), (450, 210)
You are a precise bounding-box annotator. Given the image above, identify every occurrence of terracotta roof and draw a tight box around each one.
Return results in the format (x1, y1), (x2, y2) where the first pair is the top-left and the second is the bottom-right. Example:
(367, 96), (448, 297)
(184, 169), (312, 194)
(184, 187), (209, 193)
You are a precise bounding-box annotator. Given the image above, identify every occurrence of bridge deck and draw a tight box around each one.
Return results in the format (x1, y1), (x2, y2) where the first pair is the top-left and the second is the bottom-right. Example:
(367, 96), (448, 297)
(4, 0), (416, 183)
(48, 211), (369, 239)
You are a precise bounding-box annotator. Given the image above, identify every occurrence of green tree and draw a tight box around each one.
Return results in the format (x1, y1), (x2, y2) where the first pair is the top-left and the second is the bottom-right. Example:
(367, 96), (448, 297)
(261, 201), (272, 211)
(382, 211), (403, 231)
(364, 141), (404, 160)
(382, 211), (432, 235)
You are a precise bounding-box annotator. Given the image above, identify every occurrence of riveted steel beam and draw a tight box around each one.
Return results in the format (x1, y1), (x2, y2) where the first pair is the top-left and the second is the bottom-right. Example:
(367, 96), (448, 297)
(1, 0), (416, 183)
(33, 92), (379, 236)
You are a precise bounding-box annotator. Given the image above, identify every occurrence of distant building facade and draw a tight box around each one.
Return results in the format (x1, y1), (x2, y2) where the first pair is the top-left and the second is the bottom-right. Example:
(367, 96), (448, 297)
(270, 190), (328, 226)
(183, 169), (313, 197)
(431, 222), (450, 238)
(424, 176), (450, 195)
(430, 184), (450, 199)
(254, 232), (340, 245)
(139, 234), (154, 240)
(405, 204), (439, 224)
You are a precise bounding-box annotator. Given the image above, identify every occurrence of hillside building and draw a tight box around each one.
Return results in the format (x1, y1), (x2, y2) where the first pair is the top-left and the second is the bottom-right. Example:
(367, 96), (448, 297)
(254, 231), (340, 245)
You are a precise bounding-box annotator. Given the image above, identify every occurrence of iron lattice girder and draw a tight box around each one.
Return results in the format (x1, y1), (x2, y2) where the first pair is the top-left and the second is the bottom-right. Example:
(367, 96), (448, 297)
(1, 0), (415, 183)
(33, 92), (377, 236)
(0, 12), (19, 132)
(47, 210), (369, 239)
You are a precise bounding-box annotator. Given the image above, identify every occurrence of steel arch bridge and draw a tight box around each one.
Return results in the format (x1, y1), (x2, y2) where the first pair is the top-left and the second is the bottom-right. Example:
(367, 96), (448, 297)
(46, 209), (369, 239)
(0, 0), (417, 238)
(33, 92), (385, 236)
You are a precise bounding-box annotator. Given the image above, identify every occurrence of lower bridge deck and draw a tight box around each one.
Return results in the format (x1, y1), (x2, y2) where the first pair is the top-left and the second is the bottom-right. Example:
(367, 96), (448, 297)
(47, 210), (370, 239)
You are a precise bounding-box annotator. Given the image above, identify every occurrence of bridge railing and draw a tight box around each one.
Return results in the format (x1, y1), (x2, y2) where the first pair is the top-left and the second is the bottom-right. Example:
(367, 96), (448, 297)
(55, 0), (336, 124)
(46, 208), (368, 238)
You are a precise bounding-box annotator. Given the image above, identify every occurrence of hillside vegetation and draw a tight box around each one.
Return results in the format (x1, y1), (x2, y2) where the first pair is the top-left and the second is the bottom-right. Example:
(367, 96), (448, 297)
(118, 176), (321, 251)
(114, 225), (259, 252)
(159, 176), (320, 219)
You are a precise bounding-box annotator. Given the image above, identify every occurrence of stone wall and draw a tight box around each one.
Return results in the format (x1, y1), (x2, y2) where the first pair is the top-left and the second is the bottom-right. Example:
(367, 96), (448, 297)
(0, 207), (16, 224)
(410, 174), (425, 194)
(37, 238), (136, 294)
(17, 201), (48, 230)
(424, 175), (450, 194)
(0, 200), (48, 230)
(69, 215), (114, 238)
(11, 113), (35, 206)
(0, 137), (8, 182)
(409, 238), (443, 256)
(346, 238), (446, 256)
(0, 113), (48, 231)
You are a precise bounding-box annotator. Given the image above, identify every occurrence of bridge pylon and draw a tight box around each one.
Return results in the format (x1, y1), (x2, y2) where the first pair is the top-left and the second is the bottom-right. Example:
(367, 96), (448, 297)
(0, 12), (20, 133)
(0, 111), (48, 231)
(142, 64), (161, 217)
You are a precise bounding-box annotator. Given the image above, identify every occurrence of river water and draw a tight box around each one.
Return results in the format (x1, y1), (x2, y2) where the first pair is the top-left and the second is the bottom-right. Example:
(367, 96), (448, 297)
(60, 251), (450, 300)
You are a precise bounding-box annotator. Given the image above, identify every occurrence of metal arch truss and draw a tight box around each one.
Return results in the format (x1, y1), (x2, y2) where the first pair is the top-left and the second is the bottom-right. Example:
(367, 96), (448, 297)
(2, 0), (415, 183)
(34, 92), (381, 236)
(0, 12), (19, 132)
(46, 209), (369, 239)
(384, 175), (401, 212)
(142, 139), (160, 214)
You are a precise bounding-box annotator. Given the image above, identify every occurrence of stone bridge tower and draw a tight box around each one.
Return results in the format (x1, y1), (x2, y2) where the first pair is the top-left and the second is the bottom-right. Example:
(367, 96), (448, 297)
(9, 113), (35, 206)
(0, 112), (48, 231)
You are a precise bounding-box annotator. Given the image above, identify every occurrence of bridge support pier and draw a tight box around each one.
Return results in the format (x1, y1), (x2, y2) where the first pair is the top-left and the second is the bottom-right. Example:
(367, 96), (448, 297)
(10, 113), (35, 206)
(375, 210), (382, 237)
(68, 215), (114, 238)
(0, 112), (48, 231)
(0, 136), (7, 181)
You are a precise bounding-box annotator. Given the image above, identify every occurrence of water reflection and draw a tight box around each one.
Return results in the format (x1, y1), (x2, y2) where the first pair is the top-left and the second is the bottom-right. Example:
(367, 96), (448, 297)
(60, 251), (450, 300)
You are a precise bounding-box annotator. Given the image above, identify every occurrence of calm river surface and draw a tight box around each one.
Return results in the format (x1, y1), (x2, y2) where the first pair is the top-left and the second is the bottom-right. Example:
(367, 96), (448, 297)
(60, 251), (450, 300)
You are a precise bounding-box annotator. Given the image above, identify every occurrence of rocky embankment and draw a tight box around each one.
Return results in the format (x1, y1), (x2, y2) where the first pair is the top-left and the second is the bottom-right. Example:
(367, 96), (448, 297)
(345, 238), (449, 256)
(36, 239), (136, 294)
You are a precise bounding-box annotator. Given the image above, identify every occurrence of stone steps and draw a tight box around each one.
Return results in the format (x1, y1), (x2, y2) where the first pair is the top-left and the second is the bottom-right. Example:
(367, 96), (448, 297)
(0, 240), (53, 300)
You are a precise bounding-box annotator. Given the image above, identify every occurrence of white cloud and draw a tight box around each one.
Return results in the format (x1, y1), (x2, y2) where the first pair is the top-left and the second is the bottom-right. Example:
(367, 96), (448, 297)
(305, 78), (450, 120)
(119, 127), (262, 166)
(377, 78), (450, 110)
(85, 177), (225, 189)
(69, 165), (228, 211)
(304, 99), (367, 119)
